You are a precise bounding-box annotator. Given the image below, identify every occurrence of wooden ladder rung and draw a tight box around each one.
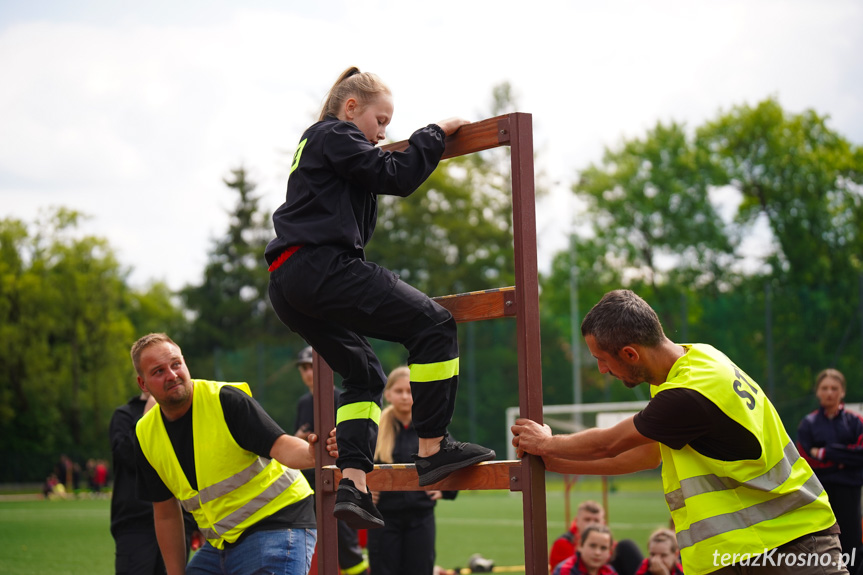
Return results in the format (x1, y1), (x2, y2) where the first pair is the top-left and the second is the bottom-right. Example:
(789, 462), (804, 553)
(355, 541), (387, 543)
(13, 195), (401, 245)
(312, 113), (547, 575)
(432, 287), (517, 323)
(321, 460), (523, 493)
(381, 115), (513, 159)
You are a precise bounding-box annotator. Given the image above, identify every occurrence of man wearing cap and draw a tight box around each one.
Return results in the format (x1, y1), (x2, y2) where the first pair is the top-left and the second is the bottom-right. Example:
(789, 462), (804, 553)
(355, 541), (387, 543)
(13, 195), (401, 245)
(293, 346), (369, 575)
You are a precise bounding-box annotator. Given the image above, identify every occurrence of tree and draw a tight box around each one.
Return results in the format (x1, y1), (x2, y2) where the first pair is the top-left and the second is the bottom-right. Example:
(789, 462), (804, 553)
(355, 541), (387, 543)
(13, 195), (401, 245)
(0, 209), (143, 479)
(539, 97), (863, 421)
(574, 120), (736, 292)
(178, 166), (307, 425)
(181, 166), (285, 358)
(697, 98), (863, 404)
(125, 281), (188, 338)
(698, 97), (863, 285)
(365, 84), (524, 297)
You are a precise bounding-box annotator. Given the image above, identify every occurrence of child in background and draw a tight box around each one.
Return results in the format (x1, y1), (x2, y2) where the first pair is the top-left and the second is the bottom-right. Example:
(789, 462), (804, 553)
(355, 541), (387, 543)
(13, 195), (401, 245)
(266, 67), (494, 530)
(550, 500), (606, 569)
(634, 529), (683, 575)
(368, 366), (457, 575)
(553, 525), (618, 575)
(551, 500), (643, 575)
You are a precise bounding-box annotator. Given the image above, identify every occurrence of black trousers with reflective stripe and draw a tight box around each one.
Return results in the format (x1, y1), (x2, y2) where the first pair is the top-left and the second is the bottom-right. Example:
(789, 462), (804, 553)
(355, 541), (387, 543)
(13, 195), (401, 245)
(269, 245), (459, 472)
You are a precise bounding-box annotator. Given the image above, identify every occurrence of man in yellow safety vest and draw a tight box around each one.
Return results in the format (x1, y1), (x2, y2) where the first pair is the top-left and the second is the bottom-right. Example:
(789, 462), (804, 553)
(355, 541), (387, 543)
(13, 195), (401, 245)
(132, 333), (326, 575)
(512, 290), (848, 575)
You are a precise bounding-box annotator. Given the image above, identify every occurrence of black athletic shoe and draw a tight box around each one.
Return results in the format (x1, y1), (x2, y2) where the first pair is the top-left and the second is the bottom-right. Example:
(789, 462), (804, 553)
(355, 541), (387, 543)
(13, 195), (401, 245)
(412, 435), (496, 487)
(333, 478), (384, 529)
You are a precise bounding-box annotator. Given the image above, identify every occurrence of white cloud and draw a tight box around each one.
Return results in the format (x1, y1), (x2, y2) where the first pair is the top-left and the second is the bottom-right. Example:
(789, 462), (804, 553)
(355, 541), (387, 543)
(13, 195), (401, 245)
(1, 0), (861, 288)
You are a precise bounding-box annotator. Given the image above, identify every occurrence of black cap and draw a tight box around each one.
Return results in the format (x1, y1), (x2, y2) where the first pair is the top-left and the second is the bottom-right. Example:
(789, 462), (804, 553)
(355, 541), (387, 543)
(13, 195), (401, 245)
(295, 346), (313, 366)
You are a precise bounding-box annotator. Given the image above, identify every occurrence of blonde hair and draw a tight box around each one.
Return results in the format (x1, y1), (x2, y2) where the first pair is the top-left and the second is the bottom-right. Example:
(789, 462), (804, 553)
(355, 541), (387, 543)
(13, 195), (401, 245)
(374, 366), (411, 464)
(648, 527), (679, 553)
(319, 66), (391, 122)
(130, 333), (177, 376)
(816, 368), (846, 392)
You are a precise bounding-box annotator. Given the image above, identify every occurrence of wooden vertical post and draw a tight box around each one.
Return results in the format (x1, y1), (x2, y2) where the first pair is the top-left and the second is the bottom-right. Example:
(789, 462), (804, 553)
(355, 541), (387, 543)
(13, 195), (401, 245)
(509, 113), (549, 575)
(313, 354), (339, 575)
(311, 113), (547, 574)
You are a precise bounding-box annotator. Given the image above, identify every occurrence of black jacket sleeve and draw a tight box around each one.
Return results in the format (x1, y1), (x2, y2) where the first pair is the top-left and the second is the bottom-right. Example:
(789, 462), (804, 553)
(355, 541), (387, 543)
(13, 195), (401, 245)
(109, 404), (138, 470)
(325, 123), (446, 198)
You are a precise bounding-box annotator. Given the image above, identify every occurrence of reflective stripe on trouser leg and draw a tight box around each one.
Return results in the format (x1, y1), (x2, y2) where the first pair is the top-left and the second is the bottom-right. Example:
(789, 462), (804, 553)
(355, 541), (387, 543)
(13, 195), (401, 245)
(403, 309), (459, 439)
(336, 402), (382, 426)
(336, 401), (382, 474)
(410, 357), (459, 439)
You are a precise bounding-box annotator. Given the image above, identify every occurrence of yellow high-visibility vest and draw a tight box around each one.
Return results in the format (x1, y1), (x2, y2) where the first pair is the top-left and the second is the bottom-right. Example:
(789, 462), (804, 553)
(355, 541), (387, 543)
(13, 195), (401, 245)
(137, 379), (313, 549)
(653, 345), (835, 575)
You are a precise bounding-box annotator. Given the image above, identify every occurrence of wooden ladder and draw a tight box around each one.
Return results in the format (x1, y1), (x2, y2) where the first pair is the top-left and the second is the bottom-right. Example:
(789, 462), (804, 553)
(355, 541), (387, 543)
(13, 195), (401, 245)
(310, 112), (548, 574)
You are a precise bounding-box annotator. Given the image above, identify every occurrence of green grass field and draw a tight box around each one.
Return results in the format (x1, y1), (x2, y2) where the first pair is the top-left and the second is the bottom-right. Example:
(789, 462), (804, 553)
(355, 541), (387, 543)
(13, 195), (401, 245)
(0, 473), (669, 575)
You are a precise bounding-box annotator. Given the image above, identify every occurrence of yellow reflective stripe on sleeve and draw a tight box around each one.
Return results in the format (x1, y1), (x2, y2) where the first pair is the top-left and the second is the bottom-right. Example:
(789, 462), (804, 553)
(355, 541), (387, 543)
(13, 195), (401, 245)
(409, 358), (459, 382)
(289, 139), (307, 175)
(336, 402), (382, 425)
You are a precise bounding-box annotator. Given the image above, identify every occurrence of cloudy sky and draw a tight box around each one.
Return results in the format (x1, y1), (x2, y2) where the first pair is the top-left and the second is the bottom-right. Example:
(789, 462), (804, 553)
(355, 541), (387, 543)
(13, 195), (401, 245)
(2, 0), (861, 290)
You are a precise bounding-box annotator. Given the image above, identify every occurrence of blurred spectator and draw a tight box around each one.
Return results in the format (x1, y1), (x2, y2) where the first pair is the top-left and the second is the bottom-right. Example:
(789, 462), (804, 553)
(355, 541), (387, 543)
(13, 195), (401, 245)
(553, 525), (617, 575)
(634, 529), (683, 575)
(550, 500), (643, 575)
(798, 368), (863, 573)
(110, 390), (168, 574)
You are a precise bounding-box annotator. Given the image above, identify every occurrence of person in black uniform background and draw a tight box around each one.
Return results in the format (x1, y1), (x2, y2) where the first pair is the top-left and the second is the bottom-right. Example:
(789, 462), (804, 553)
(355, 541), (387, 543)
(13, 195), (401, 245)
(292, 346), (369, 575)
(266, 67), (494, 529)
(367, 366), (457, 575)
(110, 390), (167, 574)
(798, 368), (863, 573)
(110, 391), (199, 574)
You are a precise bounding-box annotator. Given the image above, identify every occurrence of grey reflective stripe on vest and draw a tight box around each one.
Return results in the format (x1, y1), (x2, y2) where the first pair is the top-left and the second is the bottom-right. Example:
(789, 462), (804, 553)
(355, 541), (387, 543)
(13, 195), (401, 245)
(180, 457), (270, 513)
(676, 470), (824, 550)
(666, 442), (799, 512)
(197, 468), (300, 541)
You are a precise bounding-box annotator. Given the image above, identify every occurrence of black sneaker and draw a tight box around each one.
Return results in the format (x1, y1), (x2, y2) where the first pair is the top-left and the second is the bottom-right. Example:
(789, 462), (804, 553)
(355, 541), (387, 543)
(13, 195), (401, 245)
(333, 478), (384, 529)
(412, 435), (496, 487)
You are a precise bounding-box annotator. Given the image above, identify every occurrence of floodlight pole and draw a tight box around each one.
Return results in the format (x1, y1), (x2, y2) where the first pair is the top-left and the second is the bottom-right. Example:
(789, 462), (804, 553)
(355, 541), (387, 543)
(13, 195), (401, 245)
(570, 234), (583, 428)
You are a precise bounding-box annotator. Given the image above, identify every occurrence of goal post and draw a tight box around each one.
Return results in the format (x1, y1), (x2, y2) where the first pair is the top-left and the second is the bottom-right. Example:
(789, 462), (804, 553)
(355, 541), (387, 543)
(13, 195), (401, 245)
(505, 401), (648, 460)
(506, 401), (649, 527)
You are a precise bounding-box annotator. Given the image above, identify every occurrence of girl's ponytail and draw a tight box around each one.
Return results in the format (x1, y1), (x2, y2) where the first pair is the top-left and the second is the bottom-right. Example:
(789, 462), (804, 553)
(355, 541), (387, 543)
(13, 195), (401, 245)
(319, 66), (390, 121)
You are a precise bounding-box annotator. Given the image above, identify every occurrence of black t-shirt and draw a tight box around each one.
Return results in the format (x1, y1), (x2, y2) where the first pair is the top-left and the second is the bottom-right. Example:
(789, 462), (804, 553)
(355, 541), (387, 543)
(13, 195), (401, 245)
(134, 385), (315, 537)
(633, 388), (762, 461)
(293, 388), (342, 435)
